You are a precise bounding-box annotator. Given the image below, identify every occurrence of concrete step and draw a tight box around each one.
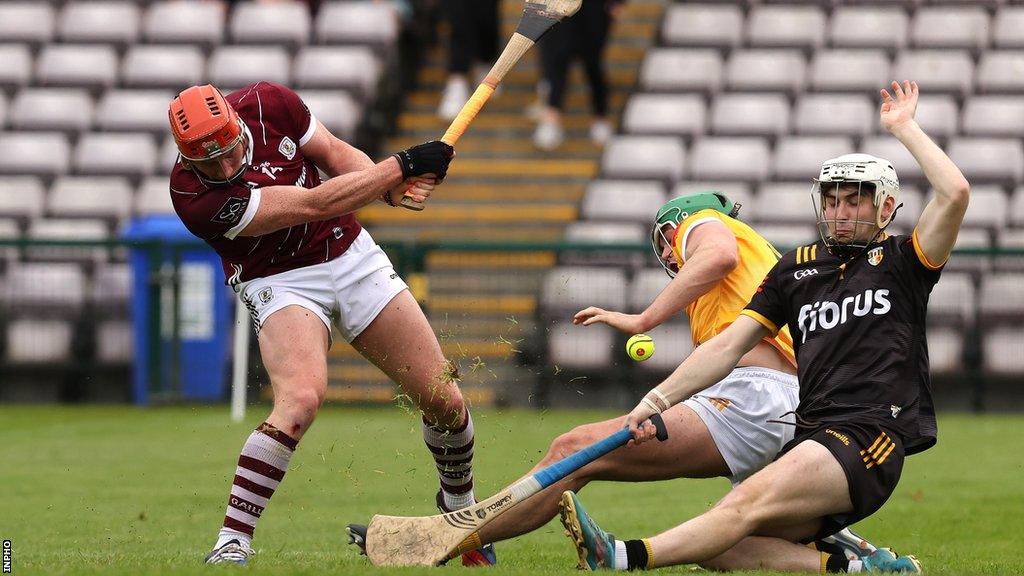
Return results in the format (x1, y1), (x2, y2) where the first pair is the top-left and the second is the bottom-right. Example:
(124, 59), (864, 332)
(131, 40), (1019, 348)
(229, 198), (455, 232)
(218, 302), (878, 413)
(368, 224), (567, 242)
(397, 110), (618, 133)
(358, 203), (576, 225)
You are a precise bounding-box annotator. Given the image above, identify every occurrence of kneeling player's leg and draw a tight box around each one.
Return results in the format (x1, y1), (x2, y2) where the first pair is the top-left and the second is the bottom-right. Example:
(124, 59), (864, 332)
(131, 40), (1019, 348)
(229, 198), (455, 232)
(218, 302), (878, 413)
(211, 304), (330, 557)
(352, 289), (478, 511)
(478, 403), (729, 544)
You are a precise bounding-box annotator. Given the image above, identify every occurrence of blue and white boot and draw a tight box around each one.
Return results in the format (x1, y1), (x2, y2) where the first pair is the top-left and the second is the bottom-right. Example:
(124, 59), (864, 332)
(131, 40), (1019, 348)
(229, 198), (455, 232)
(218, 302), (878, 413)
(559, 490), (616, 570)
(862, 547), (922, 573)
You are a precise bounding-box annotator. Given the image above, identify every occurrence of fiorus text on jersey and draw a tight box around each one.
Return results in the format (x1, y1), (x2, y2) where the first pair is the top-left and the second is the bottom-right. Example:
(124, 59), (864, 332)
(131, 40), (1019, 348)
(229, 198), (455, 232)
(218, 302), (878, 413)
(796, 288), (892, 343)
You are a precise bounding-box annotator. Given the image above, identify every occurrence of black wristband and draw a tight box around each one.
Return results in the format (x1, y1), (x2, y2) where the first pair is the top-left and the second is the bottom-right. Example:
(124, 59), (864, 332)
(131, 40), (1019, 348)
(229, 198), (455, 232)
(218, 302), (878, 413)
(392, 150), (415, 180)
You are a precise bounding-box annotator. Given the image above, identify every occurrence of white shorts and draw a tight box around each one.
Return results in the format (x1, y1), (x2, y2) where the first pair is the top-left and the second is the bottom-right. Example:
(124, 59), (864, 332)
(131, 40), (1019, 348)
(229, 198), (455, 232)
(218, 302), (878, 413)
(683, 366), (800, 485)
(237, 229), (408, 343)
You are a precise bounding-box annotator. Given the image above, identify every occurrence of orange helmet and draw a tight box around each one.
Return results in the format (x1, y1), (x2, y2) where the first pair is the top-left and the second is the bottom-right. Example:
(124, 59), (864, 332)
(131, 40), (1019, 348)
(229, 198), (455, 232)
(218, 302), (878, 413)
(168, 85), (243, 162)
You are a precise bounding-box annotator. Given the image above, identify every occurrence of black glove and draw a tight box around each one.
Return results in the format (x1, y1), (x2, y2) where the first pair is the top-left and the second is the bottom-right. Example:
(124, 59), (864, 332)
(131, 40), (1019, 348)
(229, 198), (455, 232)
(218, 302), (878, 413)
(392, 140), (454, 181)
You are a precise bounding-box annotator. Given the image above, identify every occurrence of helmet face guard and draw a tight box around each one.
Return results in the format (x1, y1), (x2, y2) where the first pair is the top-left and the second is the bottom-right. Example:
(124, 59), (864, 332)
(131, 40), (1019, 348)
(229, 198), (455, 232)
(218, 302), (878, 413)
(812, 180), (886, 258)
(169, 85), (251, 186)
(652, 221), (682, 278)
(650, 192), (739, 278)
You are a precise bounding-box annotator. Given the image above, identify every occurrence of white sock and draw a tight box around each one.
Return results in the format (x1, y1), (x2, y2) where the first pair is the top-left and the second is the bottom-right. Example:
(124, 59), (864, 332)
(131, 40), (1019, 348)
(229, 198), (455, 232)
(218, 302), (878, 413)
(215, 528), (252, 550)
(614, 540), (629, 570)
(848, 560), (864, 573)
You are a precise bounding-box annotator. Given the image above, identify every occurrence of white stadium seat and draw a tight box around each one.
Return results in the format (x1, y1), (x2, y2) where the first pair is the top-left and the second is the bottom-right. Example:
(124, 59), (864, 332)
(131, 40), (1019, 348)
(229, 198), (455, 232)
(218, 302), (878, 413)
(958, 186), (1010, 230)
(755, 183), (815, 225)
(48, 176), (133, 222)
(74, 133), (158, 177)
(809, 50), (891, 93)
(0, 177), (46, 220)
(0, 44), (33, 89)
(601, 136), (686, 182)
(159, 136), (180, 175)
(540, 266), (628, 313)
(710, 93), (790, 137)
(661, 4), (743, 50)
(860, 136), (926, 182)
(622, 94), (706, 137)
(563, 221), (646, 245)
(911, 7), (990, 51)
(892, 51), (974, 96)
(947, 138), (1024, 184)
(3, 262), (86, 308)
(946, 228), (992, 273)
(830, 7), (908, 52)
(294, 46), (380, 100)
(983, 327), (1024, 374)
(726, 50), (806, 93)
(581, 180), (666, 223)
(993, 7), (1024, 49)
(979, 274), (1024, 323)
(638, 322), (694, 373)
(629, 268), (669, 313)
(903, 95), (959, 139)
(9, 88), (94, 133)
(135, 177), (174, 216)
(96, 90), (175, 133)
(122, 45), (205, 89)
(230, 1), (311, 48)
(747, 5), (826, 50)
(995, 228), (1024, 272)
(894, 186), (924, 226)
(754, 224), (819, 252)
(0, 3), (55, 45)
(96, 320), (133, 363)
(26, 219), (109, 263)
(927, 272), (975, 326)
(143, 0), (224, 46)
(316, 1), (399, 49)
(793, 94), (873, 137)
(6, 319), (73, 362)
(547, 320), (614, 370)
(208, 46), (290, 91)
(58, 1), (141, 45)
(688, 137), (771, 183)
(92, 262), (132, 306)
(977, 51), (1024, 93)
(1011, 187), (1024, 227)
(640, 49), (723, 94)
(962, 96), (1024, 137)
(773, 136), (855, 181)
(35, 44), (118, 89)
(926, 327), (962, 374)
(297, 90), (362, 143)
(0, 132), (71, 177)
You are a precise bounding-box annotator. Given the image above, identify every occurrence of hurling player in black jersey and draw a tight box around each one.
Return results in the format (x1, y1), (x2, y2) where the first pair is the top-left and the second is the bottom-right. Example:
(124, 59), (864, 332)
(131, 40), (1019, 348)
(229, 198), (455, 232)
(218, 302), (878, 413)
(557, 80), (969, 573)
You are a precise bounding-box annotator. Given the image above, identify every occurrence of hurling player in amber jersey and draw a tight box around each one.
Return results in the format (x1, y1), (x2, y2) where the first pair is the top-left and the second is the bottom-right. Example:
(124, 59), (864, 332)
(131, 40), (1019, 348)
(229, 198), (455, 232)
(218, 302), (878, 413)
(559, 81), (967, 573)
(168, 83), (493, 566)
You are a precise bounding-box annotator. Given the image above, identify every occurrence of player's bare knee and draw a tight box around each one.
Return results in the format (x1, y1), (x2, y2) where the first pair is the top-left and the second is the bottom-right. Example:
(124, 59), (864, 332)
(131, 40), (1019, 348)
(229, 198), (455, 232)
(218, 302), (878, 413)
(276, 386), (323, 422)
(714, 486), (763, 532)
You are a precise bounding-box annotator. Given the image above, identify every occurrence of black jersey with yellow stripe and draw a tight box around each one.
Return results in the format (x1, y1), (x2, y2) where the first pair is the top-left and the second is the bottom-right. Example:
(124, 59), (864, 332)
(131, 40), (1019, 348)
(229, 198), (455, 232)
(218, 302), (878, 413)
(741, 231), (942, 455)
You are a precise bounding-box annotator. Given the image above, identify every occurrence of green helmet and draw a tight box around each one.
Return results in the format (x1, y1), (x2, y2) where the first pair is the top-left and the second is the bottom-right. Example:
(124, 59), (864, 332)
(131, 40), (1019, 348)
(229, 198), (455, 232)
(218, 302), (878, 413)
(651, 192), (740, 278)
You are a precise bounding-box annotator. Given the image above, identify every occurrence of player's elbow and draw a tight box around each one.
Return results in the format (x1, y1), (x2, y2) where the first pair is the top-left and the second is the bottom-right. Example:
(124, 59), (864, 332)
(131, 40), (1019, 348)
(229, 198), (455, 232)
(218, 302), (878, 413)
(709, 243), (739, 276)
(949, 180), (970, 212)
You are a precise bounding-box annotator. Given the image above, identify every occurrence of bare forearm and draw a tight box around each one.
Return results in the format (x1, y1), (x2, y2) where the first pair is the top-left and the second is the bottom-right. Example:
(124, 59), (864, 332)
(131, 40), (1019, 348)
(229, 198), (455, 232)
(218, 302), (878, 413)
(652, 334), (746, 407)
(319, 139), (376, 177)
(313, 157), (403, 217)
(890, 120), (969, 204)
(640, 253), (728, 331)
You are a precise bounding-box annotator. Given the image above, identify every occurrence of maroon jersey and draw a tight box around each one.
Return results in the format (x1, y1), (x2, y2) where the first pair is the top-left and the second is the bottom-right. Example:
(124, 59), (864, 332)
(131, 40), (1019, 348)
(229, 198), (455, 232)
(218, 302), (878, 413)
(169, 82), (362, 285)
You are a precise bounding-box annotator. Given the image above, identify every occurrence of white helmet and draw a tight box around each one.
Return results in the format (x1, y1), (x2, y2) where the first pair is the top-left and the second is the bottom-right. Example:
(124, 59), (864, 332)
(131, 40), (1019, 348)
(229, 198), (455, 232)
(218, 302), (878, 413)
(815, 153), (900, 228)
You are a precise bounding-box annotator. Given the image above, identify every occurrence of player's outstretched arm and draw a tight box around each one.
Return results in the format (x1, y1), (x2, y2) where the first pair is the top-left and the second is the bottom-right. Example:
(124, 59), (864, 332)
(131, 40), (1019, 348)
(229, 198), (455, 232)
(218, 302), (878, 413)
(573, 220), (738, 334)
(881, 80), (970, 267)
(237, 140), (453, 237)
(626, 315), (768, 443)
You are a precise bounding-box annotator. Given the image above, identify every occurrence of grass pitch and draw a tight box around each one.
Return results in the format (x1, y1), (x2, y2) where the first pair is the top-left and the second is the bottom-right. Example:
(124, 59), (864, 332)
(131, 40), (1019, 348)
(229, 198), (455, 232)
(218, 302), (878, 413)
(0, 406), (1020, 575)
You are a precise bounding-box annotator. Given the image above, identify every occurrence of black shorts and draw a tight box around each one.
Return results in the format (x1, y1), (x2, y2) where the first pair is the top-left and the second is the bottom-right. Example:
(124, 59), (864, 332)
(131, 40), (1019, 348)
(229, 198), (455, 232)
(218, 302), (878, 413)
(777, 421), (905, 541)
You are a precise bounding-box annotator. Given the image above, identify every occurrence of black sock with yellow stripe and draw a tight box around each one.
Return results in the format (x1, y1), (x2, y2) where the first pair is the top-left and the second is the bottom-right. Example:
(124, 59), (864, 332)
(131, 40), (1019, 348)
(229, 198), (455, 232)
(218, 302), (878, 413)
(624, 539), (650, 571)
(823, 552), (851, 573)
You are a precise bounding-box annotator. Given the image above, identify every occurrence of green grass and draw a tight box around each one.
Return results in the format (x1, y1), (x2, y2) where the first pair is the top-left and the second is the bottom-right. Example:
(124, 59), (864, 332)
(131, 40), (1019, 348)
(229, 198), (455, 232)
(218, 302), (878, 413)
(0, 407), (1021, 575)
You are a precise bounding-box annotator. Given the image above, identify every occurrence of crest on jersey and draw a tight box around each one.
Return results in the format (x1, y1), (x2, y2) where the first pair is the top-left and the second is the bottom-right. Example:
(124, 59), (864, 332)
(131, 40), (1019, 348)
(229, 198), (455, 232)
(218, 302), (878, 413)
(258, 287), (274, 304)
(868, 246), (884, 266)
(279, 136), (296, 160)
(890, 404), (902, 418)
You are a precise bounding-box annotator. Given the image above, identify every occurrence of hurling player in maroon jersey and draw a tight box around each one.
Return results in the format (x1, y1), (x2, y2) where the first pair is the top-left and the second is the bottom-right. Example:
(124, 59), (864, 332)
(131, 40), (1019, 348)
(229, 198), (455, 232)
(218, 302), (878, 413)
(168, 83), (493, 566)
(558, 81), (969, 573)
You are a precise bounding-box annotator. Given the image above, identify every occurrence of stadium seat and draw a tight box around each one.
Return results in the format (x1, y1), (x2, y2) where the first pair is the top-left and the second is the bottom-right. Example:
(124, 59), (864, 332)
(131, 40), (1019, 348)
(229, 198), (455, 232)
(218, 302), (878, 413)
(0, 3), (55, 45)
(962, 96), (1024, 137)
(0, 44), (33, 89)
(622, 94), (706, 137)
(808, 50), (891, 93)
(563, 221), (647, 245)
(911, 7), (990, 51)
(5, 319), (73, 362)
(754, 224), (819, 253)
(947, 138), (1024, 184)
(9, 88), (94, 133)
(747, 5), (826, 50)
(829, 6), (908, 52)
(96, 90), (175, 133)
(230, 1), (310, 48)
(995, 228), (1024, 272)
(979, 274), (1024, 324)
(688, 137), (771, 183)
(629, 268), (669, 313)
(725, 50), (807, 93)
(755, 182), (814, 225)
(208, 46), (290, 90)
(48, 176), (133, 223)
(122, 45), (205, 89)
(96, 320), (133, 363)
(1011, 186), (1024, 227)
(26, 219), (109, 263)
(316, 1), (399, 50)
(92, 263), (132, 307)
(601, 136), (686, 182)
(710, 93), (790, 137)
(297, 90), (361, 142)
(294, 46), (380, 100)
(901, 94), (959, 139)
(0, 91), (7, 129)
(637, 321), (694, 373)
(993, 7), (1024, 49)
(671, 182), (754, 220)
(894, 186), (924, 225)
(159, 136), (179, 175)
(74, 133), (158, 177)
(547, 320), (614, 370)
(892, 51), (974, 96)
(793, 94), (873, 137)
(860, 136), (926, 182)
(35, 44), (119, 89)
(983, 327), (1024, 374)
(773, 136), (855, 181)
(135, 177), (174, 216)
(977, 51), (1024, 93)
(661, 4), (743, 50)
(3, 262), (86, 309)
(143, 0), (225, 46)
(946, 228), (992, 273)
(58, 1), (141, 46)
(928, 272), (975, 326)
(956, 186), (1010, 230)
(926, 327), (963, 374)
(540, 266), (628, 313)
(639, 49), (723, 94)
(0, 177), (46, 221)
(0, 132), (71, 177)
(581, 180), (666, 223)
